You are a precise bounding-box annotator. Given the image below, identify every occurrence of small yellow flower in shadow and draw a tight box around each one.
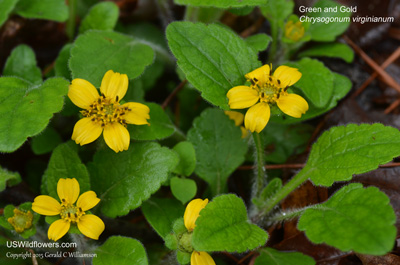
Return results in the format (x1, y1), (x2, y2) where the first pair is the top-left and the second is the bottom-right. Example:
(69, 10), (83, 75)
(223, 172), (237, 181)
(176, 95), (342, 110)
(227, 64), (308, 133)
(285, 20), (305, 42)
(224, 111), (248, 138)
(183, 198), (215, 265)
(32, 178), (104, 241)
(68, 70), (150, 153)
(8, 209), (33, 233)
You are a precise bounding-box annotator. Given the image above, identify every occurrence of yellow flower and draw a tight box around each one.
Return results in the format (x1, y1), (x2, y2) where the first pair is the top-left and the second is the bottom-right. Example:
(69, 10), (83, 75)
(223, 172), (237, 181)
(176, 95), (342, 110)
(8, 208), (33, 233)
(284, 20), (305, 42)
(183, 199), (215, 265)
(224, 111), (248, 138)
(227, 65), (308, 133)
(68, 70), (150, 153)
(32, 178), (104, 241)
(191, 251), (215, 265)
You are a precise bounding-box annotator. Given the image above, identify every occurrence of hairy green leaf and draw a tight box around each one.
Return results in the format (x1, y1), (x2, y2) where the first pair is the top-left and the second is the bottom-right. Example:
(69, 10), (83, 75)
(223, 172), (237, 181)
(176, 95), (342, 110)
(89, 142), (178, 218)
(3, 44), (42, 85)
(79, 1), (119, 34)
(254, 248), (315, 265)
(260, 0), (294, 22)
(287, 58), (334, 108)
(70, 30), (154, 87)
(142, 197), (185, 239)
(298, 183), (396, 255)
(0, 77), (68, 152)
(305, 0), (351, 42)
(31, 126), (62, 155)
(167, 22), (260, 109)
(128, 103), (175, 141)
(0, 0), (18, 27)
(55, 44), (72, 80)
(298, 43), (354, 63)
(304, 124), (400, 186)
(93, 236), (148, 265)
(245, 33), (272, 53)
(187, 108), (247, 195)
(44, 142), (90, 198)
(170, 177), (197, 204)
(192, 194), (268, 252)
(174, 0), (266, 8)
(15, 0), (68, 22)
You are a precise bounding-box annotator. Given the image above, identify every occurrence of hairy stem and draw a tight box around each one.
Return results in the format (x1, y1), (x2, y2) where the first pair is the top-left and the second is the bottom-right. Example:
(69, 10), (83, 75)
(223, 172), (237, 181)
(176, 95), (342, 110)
(252, 132), (266, 198)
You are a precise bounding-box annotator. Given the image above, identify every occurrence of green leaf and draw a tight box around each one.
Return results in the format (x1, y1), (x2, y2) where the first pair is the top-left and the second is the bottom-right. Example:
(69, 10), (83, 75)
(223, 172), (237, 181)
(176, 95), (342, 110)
(31, 126), (62, 155)
(174, 0), (266, 8)
(254, 248), (315, 265)
(3, 44), (42, 85)
(172, 141), (196, 176)
(305, 0), (351, 42)
(0, 0), (19, 27)
(287, 58), (334, 108)
(54, 44), (72, 80)
(79, 1), (119, 34)
(192, 194), (268, 252)
(271, 72), (351, 124)
(43, 142), (90, 198)
(0, 166), (21, 192)
(93, 236), (148, 265)
(304, 124), (400, 187)
(89, 142), (179, 218)
(298, 183), (396, 255)
(187, 108), (248, 195)
(142, 197), (185, 239)
(260, 0), (294, 22)
(69, 30), (155, 87)
(0, 77), (69, 152)
(245, 33), (272, 53)
(298, 43), (354, 63)
(170, 177), (197, 204)
(128, 103), (175, 141)
(167, 22), (260, 110)
(15, 0), (68, 22)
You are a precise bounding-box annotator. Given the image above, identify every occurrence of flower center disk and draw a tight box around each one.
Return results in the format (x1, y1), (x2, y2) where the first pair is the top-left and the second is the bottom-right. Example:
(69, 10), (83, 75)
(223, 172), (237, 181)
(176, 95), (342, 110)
(60, 204), (85, 223)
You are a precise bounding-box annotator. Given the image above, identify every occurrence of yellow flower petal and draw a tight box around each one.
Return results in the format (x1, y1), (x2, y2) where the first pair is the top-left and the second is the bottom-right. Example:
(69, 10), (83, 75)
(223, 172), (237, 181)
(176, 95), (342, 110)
(32, 195), (61, 216)
(77, 214), (105, 240)
(68, 79), (99, 109)
(245, 64), (271, 85)
(71, 117), (103, 146)
(103, 123), (130, 153)
(277, 93), (309, 118)
(77, 191), (100, 212)
(273, 65), (302, 88)
(244, 102), (270, 133)
(57, 178), (80, 205)
(224, 111), (244, 126)
(184, 198), (208, 232)
(48, 219), (70, 241)
(227, 86), (259, 109)
(240, 126), (248, 138)
(191, 251), (216, 265)
(122, 102), (150, 125)
(100, 70), (128, 102)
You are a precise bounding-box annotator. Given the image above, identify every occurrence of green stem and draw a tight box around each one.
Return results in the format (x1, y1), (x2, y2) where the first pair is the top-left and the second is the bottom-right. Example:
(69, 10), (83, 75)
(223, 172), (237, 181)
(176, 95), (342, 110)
(260, 167), (312, 216)
(66, 0), (77, 41)
(268, 207), (308, 223)
(252, 132), (266, 198)
(184, 6), (198, 21)
(268, 22), (279, 63)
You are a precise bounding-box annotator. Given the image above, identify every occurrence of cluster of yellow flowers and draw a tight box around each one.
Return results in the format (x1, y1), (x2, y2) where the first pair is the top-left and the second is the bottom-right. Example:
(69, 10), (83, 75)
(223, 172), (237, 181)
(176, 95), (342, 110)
(226, 64), (309, 133)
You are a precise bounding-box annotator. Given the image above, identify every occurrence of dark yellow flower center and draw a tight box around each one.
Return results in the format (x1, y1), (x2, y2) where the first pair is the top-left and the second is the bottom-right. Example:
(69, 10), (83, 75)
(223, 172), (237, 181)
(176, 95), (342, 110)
(8, 209), (33, 233)
(60, 203), (85, 223)
(81, 94), (131, 128)
(250, 76), (288, 104)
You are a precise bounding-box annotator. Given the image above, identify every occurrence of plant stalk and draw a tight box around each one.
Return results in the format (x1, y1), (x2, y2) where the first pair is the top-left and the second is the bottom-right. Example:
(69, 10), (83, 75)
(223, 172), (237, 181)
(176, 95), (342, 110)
(252, 132), (266, 198)
(66, 0), (77, 41)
